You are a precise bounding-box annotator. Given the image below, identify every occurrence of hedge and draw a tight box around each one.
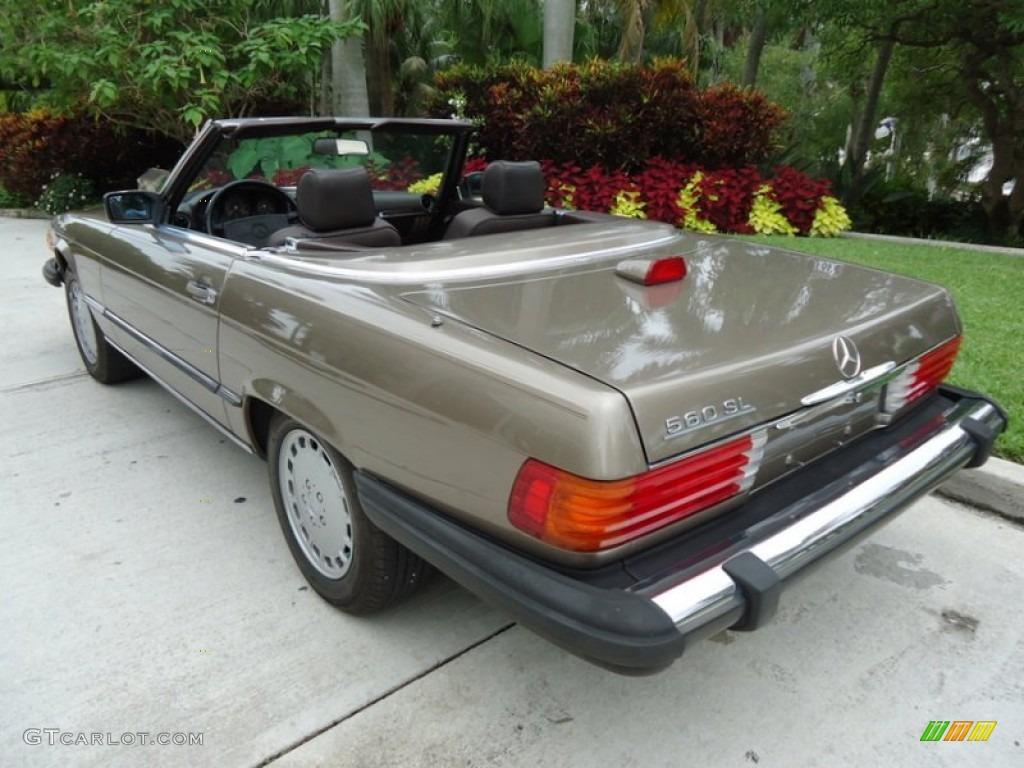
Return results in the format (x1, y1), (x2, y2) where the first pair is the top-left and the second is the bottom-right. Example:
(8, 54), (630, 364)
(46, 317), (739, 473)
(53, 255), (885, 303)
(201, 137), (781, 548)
(434, 58), (787, 171)
(0, 110), (182, 203)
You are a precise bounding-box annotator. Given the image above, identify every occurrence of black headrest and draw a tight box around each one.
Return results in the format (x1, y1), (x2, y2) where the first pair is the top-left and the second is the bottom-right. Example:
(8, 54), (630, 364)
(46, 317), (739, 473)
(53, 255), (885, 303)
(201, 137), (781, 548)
(296, 167), (377, 232)
(482, 161), (545, 215)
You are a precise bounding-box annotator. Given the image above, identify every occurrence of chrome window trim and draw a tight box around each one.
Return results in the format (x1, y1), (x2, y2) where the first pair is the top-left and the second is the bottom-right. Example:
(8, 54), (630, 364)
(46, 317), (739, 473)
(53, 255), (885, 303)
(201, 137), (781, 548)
(259, 229), (683, 284)
(152, 224), (253, 257)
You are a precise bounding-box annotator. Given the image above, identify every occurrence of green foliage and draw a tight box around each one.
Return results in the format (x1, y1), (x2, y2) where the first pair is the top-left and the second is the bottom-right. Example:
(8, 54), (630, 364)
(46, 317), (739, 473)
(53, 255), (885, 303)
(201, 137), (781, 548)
(0, 184), (29, 208)
(719, 37), (850, 173)
(846, 178), (992, 244)
(1, 1), (360, 139)
(228, 136), (322, 180)
(36, 173), (97, 214)
(434, 58), (786, 170)
(224, 135), (390, 180)
(435, 0), (543, 65)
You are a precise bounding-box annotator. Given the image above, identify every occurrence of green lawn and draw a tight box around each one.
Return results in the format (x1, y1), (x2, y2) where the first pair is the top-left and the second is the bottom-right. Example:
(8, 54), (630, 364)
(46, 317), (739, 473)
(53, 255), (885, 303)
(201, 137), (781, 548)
(737, 235), (1023, 463)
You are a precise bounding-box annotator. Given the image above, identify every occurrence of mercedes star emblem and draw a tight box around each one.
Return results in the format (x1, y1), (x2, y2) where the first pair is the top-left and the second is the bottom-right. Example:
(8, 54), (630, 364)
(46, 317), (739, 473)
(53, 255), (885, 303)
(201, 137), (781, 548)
(832, 336), (862, 380)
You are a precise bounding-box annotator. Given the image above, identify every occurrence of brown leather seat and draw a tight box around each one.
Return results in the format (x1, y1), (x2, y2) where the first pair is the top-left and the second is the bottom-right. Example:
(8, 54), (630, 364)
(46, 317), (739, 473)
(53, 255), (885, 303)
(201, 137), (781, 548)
(268, 167), (401, 249)
(444, 161), (555, 239)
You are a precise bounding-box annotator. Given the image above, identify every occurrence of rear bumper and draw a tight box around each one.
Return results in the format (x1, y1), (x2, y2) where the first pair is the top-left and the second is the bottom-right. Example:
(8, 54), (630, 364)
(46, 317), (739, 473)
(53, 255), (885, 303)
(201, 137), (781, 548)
(355, 386), (1007, 675)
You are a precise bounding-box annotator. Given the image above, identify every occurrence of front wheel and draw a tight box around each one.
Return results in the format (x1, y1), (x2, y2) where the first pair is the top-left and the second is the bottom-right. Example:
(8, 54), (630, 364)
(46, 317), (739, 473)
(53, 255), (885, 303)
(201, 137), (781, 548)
(64, 271), (139, 383)
(267, 415), (428, 613)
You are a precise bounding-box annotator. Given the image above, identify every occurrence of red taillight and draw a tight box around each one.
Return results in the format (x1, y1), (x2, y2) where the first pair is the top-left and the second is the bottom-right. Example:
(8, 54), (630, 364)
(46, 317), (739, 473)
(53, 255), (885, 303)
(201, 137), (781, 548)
(616, 256), (687, 285)
(508, 432), (765, 552)
(884, 336), (962, 413)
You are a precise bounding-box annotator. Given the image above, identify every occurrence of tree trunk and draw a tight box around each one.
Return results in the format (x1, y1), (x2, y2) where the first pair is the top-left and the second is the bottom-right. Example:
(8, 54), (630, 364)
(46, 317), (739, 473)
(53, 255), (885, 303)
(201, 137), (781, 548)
(319, 49), (331, 116)
(329, 0), (369, 117)
(963, 56), (1024, 238)
(365, 31), (394, 116)
(846, 39), (895, 179)
(617, 0), (647, 63)
(741, 6), (767, 88)
(543, 0), (576, 67)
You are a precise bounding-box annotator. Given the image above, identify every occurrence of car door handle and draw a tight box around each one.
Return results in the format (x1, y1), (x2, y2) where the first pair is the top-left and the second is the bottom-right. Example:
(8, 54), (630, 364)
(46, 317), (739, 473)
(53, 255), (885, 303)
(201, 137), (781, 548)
(186, 280), (218, 305)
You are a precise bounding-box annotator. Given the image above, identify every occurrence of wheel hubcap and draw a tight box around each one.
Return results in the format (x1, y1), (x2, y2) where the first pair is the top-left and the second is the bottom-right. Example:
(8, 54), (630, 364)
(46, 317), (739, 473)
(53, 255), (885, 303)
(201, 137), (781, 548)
(69, 279), (98, 365)
(278, 429), (353, 579)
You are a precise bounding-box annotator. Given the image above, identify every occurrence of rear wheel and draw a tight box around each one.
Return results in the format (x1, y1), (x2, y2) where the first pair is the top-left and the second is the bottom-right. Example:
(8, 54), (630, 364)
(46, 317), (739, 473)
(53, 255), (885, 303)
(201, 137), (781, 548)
(268, 414), (428, 613)
(64, 270), (139, 383)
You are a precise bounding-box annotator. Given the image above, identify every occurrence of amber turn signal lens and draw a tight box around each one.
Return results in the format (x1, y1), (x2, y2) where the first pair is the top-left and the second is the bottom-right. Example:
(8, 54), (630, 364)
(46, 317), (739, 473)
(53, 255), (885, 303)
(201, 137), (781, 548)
(508, 433), (764, 552)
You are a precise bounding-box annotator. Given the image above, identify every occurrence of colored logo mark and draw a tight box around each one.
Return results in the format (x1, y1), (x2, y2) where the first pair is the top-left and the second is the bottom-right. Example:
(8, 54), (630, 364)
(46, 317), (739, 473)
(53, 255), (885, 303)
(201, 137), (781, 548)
(920, 720), (997, 742)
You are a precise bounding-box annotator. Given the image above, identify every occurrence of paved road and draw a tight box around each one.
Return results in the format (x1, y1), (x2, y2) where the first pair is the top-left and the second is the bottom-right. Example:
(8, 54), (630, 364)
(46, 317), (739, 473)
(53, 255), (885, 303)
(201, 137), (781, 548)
(2, 217), (1022, 767)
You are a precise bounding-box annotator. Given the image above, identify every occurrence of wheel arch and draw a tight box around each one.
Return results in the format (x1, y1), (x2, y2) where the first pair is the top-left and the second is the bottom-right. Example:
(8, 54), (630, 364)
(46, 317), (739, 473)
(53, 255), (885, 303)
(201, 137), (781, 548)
(243, 384), (353, 464)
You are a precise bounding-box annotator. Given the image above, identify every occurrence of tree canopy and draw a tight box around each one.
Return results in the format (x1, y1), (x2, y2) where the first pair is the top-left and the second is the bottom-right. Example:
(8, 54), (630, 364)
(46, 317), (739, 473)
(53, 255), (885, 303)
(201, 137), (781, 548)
(0, 0), (359, 140)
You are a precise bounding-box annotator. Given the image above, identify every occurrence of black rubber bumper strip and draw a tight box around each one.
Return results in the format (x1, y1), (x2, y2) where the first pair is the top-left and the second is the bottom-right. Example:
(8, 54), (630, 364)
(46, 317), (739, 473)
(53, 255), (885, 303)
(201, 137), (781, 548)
(354, 472), (687, 675)
(722, 552), (782, 631)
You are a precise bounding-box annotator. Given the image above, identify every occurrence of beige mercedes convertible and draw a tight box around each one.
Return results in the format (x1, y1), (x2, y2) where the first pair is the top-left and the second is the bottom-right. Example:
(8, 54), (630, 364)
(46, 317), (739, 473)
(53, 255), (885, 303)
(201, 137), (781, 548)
(42, 117), (1007, 674)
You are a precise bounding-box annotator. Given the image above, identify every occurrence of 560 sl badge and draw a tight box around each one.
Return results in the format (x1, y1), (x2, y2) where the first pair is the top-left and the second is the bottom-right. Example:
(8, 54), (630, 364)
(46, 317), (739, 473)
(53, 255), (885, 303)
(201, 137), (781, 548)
(664, 396), (756, 439)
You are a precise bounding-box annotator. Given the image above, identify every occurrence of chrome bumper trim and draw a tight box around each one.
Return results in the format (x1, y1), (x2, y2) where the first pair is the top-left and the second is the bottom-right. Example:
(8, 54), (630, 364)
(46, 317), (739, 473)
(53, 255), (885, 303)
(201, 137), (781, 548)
(640, 398), (1002, 640)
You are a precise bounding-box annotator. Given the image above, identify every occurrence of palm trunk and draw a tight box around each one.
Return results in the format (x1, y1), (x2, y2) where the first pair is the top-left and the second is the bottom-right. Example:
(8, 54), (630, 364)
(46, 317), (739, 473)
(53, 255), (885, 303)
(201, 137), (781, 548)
(365, 32), (394, 116)
(543, 0), (576, 67)
(329, 0), (369, 116)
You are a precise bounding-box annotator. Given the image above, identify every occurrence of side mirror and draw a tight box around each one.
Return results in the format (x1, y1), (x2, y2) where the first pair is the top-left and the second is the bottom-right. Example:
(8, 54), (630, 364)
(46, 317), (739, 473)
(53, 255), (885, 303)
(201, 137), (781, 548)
(104, 190), (164, 224)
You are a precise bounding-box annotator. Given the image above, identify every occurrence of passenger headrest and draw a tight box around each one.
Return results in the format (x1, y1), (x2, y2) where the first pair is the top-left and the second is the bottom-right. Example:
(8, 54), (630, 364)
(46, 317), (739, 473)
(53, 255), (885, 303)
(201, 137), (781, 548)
(482, 161), (546, 215)
(296, 168), (377, 232)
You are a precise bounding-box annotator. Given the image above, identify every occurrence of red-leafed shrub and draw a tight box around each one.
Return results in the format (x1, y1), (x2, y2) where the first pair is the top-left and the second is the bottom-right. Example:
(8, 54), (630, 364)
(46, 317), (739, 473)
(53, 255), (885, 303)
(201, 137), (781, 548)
(0, 110), (181, 202)
(538, 160), (583, 208)
(462, 157), (489, 176)
(367, 156), (424, 190)
(695, 87), (787, 169)
(692, 167), (762, 233)
(271, 167), (311, 186)
(468, 157), (847, 236)
(768, 166), (833, 234)
(434, 59), (784, 171)
(634, 157), (696, 226)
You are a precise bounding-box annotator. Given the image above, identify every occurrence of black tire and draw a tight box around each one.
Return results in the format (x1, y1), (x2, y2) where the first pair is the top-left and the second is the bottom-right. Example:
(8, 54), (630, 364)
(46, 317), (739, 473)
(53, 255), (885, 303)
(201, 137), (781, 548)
(64, 270), (140, 384)
(267, 414), (428, 613)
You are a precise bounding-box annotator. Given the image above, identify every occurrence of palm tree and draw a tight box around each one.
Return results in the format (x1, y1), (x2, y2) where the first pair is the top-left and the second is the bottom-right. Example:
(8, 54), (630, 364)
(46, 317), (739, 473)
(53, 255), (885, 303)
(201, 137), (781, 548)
(353, 0), (418, 116)
(600, 0), (706, 69)
(436, 0), (543, 65)
(543, 0), (577, 66)
(328, 0), (370, 116)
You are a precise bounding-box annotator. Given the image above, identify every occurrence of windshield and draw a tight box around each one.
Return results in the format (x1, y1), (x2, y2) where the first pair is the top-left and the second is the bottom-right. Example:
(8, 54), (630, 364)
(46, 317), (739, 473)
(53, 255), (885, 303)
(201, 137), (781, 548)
(189, 128), (454, 196)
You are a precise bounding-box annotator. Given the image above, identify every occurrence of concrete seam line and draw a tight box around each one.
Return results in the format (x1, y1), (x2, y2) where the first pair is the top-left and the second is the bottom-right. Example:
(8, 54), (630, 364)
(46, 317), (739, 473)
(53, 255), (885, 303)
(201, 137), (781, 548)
(0, 370), (91, 395)
(254, 622), (517, 767)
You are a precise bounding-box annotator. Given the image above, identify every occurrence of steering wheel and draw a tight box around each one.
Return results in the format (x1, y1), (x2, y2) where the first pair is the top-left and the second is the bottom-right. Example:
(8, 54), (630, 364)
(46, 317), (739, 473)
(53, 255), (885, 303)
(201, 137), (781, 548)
(204, 179), (297, 247)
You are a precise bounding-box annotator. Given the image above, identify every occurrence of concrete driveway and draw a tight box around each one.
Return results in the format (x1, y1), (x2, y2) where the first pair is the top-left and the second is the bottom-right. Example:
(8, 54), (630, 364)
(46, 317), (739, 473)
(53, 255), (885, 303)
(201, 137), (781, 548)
(2, 217), (1022, 767)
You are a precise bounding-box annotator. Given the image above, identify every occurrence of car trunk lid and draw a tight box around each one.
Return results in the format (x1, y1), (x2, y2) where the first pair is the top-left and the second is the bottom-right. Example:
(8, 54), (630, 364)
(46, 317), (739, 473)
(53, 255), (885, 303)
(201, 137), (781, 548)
(402, 237), (959, 466)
